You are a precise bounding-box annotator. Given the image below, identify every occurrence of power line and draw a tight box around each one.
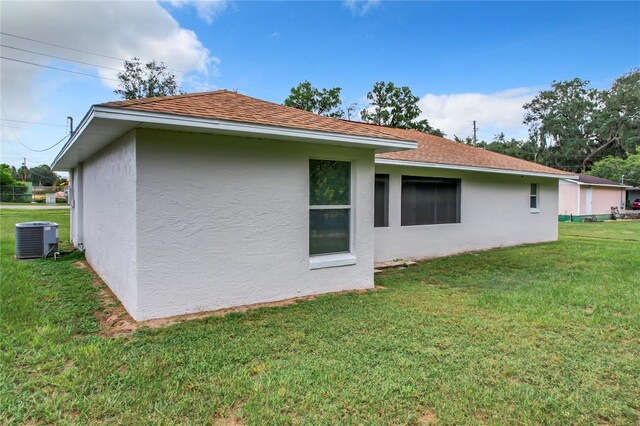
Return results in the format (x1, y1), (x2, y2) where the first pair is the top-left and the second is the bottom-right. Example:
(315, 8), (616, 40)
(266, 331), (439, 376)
(0, 31), (189, 74)
(0, 56), (120, 82)
(1, 109), (69, 152)
(1, 31), (127, 62)
(0, 118), (67, 127)
(1, 44), (123, 72)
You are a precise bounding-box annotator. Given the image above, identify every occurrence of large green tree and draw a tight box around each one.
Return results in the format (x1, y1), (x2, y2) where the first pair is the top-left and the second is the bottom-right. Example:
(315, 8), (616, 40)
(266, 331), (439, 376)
(589, 154), (640, 187)
(523, 69), (640, 170)
(28, 164), (60, 186)
(360, 81), (443, 136)
(114, 58), (181, 100)
(283, 81), (345, 118)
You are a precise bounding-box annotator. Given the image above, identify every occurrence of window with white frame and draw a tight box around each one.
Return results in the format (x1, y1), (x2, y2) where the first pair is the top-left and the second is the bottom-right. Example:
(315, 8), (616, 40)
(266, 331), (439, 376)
(530, 183), (539, 211)
(309, 159), (351, 256)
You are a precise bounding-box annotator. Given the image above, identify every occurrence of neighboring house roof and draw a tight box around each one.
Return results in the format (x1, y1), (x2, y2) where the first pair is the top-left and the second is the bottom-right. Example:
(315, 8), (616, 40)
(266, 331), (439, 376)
(563, 174), (631, 188)
(54, 90), (573, 178)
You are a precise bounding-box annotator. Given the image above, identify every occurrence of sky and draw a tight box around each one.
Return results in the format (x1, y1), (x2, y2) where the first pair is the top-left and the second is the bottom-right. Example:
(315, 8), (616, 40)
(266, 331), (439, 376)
(1, 0), (639, 170)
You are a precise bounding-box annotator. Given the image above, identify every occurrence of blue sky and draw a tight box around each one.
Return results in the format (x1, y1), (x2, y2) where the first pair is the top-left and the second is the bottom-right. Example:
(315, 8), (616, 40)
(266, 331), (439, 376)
(1, 1), (639, 169)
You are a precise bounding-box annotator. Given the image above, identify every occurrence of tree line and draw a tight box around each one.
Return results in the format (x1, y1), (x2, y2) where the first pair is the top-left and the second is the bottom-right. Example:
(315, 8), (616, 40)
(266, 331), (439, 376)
(280, 70), (638, 183)
(1, 163), (63, 187)
(111, 60), (640, 185)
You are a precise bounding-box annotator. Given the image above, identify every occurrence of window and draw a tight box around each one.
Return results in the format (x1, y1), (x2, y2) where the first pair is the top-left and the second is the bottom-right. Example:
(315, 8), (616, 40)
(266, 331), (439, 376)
(309, 160), (351, 256)
(530, 183), (539, 211)
(401, 176), (460, 226)
(374, 174), (389, 227)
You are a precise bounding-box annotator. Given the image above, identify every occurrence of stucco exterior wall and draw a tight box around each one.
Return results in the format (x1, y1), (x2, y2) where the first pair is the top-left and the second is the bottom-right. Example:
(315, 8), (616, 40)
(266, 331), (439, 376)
(70, 166), (80, 245)
(558, 181), (578, 215)
(81, 131), (138, 315)
(590, 186), (625, 214)
(134, 129), (375, 321)
(374, 165), (559, 262)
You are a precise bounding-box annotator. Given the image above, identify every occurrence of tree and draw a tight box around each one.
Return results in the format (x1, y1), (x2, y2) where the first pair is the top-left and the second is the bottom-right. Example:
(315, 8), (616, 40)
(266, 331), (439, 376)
(0, 164), (29, 202)
(1, 163), (20, 180)
(114, 58), (180, 100)
(523, 78), (599, 169)
(360, 81), (443, 136)
(523, 70), (640, 170)
(28, 164), (59, 186)
(584, 69), (640, 167)
(589, 154), (640, 187)
(284, 81), (345, 118)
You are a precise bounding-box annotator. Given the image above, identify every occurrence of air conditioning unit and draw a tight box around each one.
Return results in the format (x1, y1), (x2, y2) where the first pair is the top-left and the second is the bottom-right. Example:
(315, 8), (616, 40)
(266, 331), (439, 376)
(15, 222), (59, 259)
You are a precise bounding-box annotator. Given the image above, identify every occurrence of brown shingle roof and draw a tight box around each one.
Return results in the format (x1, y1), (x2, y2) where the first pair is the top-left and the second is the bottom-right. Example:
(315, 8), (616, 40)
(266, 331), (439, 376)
(99, 90), (417, 143)
(374, 127), (573, 175)
(100, 90), (572, 176)
(573, 174), (625, 186)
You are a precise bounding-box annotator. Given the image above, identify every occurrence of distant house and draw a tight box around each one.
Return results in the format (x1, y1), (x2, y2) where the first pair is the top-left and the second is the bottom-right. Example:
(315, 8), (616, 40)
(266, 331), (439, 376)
(53, 90), (574, 321)
(559, 174), (629, 219)
(627, 187), (640, 208)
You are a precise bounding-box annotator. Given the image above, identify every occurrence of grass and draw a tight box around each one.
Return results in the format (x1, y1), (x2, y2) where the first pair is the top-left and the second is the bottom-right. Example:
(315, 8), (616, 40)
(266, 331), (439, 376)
(1, 210), (639, 425)
(559, 220), (640, 241)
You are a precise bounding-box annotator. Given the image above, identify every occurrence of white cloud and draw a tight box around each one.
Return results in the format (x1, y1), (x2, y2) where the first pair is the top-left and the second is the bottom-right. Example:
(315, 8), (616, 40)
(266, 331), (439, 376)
(344, 0), (380, 16)
(169, 0), (228, 24)
(417, 88), (537, 141)
(0, 0), (219, 164)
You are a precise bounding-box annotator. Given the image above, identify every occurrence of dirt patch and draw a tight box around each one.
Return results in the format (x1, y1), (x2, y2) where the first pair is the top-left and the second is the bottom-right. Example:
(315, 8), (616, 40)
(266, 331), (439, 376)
(74, 260), (139, 337)
(141, 286), (383, 330)
(419, 410), (438, 424)
(76, 260), (383, 337)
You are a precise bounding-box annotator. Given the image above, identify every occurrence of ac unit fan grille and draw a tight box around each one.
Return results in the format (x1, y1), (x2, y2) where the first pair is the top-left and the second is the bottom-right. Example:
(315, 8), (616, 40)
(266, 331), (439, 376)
(16, 227), (45, 258)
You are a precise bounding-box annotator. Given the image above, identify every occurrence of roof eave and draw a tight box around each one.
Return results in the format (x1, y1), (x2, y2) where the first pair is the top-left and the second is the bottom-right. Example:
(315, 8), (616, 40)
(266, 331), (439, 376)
(52, 106), (418, 170)
(375, 158), (577, 179)
(564, 179), (632, 188)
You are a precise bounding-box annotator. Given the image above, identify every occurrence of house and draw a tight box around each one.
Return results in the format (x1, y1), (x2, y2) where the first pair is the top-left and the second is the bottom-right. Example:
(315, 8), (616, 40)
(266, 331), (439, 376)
(52, 90), (574, 321)
(558, 174), (629, 221)
(626, 187), (640, 208)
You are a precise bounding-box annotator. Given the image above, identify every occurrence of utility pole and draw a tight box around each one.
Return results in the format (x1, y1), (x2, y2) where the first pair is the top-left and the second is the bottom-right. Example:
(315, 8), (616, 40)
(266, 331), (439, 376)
(22, 158), (27, 182)
(472, 120), (477, 146)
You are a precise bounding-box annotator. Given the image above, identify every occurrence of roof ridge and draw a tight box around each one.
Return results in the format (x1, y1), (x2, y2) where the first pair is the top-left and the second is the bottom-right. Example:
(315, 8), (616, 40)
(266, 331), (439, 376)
(100, 89), (230, 107)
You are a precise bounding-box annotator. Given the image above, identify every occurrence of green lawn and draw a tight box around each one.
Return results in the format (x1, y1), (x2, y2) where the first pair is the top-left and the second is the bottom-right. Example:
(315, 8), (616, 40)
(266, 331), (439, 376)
(1, 210), (639, 425)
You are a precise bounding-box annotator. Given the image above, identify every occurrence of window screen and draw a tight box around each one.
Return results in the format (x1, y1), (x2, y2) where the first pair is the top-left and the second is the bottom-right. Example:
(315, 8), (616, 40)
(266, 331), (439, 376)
(530, 183), (538, 209)
(374, 174), (389, 227)
(309, 160), (351, 255)
(401, 176), (460, 226)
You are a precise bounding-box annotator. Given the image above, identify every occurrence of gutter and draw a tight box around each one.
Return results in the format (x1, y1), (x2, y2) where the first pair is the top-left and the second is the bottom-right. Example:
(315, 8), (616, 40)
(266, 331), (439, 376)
(375, 158), (577, 180)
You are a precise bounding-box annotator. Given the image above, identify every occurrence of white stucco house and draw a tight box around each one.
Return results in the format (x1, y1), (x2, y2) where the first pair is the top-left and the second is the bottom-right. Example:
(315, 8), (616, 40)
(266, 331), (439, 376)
(558, 174), (629, 219)
(52, 90), (574, 321)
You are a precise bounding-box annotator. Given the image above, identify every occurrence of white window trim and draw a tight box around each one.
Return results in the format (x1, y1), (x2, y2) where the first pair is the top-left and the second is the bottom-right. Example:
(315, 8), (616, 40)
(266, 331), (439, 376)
(310, 253), (357, 270)
(309, 159), (356, 269)
(530, 183), (540, 213)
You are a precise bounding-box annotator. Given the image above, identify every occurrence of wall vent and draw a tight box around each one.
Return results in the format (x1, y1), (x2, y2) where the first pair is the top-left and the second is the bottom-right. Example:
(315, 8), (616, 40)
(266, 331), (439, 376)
(15, 222), (59, 259)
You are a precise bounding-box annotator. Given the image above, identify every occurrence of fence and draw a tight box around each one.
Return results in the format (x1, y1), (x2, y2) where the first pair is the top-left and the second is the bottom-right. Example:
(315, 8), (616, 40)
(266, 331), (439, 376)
(0, 184), (67, 203)
(0, 184), (32, 202)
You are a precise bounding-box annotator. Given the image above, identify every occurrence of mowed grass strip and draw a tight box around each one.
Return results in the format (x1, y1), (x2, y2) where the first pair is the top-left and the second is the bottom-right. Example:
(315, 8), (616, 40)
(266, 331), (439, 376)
(1, 209), (638, 424)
